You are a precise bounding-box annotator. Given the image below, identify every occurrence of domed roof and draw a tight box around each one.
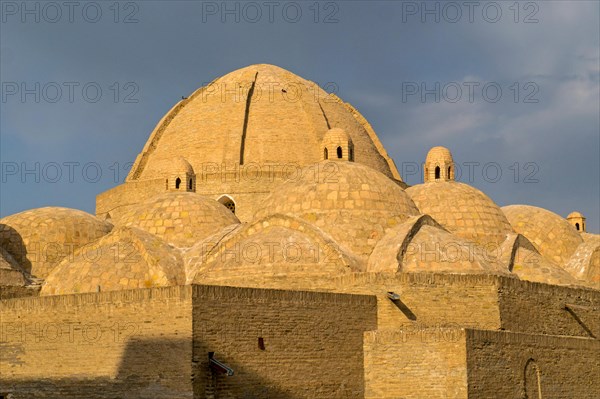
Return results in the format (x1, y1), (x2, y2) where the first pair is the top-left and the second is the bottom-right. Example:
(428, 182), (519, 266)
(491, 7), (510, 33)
(368, 215), (511, 276)
(323, 127), (351, 142)
(41, 226), (184, 296)
(425, 146), (454, 164)
(502, 205), (583, 265)
(116, 192), (240, 248)
(567, 211), (585, 219)
(498, 234), (580, 287)
(405, 182), (513, 247)
(170, 156), (194, 175)
(255, 161), (419, 259)
(0, 207), (112, 278)
(126, 64), (401, 183)
(186, 214), (357, 289)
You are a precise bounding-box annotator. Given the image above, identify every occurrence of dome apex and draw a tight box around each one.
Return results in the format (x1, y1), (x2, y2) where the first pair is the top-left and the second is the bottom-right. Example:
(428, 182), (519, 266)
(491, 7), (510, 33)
(126, 64), (400, 182)
(425, 146), (453, 163)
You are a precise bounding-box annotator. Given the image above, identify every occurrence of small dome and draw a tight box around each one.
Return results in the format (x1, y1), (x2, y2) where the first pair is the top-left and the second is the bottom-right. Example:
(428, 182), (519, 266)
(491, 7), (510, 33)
(41, 226), (184, 295)
(567, 211), (584, 219)
(255, 162), (419, 260)
(116, 192), (240, 248)
(0, 207), (112, 278)
(170, 156), (194, 175)
(406, 182), (513, 247)
(502, 205), (583, 265)
(187, 214), (357, 289)
(323, 127), (351, 142)
(368, 215), (511, 276)
(425, 146), (454, 164)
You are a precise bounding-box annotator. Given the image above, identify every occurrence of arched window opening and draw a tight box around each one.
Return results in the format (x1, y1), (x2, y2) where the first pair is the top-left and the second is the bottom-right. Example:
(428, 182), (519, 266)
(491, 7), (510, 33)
(324, 148), (328, 160)
(435, 166), (441, 180)
(337, 146), (343, 159)
(447, 166), (451, 178)
(219, 196), (236, 214)
(524, 359), (542, 399)
(575, 223), (580, 231)
(175, 177), (181, 189)
(188, 178), (193, 190)
(349, 147), (354, 161)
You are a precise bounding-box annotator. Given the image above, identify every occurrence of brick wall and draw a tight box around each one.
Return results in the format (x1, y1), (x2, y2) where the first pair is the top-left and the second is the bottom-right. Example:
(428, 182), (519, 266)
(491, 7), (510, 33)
(306, 273), (503, 331)
(497, 277), (600, 337)
(0, 286), (39, 300)
(466, 329), (600, 398)
(0, 286), (194, 398)
(364, 327), (600, 399)
(191, 285), (378, 398)
(1, 285), (378, 398)
(364, 329), (468, 399)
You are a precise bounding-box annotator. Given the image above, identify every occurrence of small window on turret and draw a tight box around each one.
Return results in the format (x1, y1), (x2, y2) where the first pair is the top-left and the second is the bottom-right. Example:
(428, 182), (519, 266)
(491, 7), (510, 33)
(337, 146), (342, 159)
(188, 179), (193, 190)
(324, 148), (328, 160)
(447, 166), (451, 178)
(349, 147), (354, 161)
(175, 177), (181, 189)
(435, 167), (440, 179)
(575, 223), (580, 231)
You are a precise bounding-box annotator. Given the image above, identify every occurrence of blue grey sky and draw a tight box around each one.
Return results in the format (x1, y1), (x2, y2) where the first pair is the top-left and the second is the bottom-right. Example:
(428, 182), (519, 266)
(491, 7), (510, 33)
(1, 1), (599, 232)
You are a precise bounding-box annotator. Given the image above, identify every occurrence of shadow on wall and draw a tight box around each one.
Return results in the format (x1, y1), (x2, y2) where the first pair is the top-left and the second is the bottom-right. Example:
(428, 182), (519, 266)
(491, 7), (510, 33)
(0, 225), (31, 276)
(0, 337), (298, 399)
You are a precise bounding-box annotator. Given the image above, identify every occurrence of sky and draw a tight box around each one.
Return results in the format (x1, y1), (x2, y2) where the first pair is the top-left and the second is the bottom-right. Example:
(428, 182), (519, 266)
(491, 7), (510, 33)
(1, 0), (599, 232)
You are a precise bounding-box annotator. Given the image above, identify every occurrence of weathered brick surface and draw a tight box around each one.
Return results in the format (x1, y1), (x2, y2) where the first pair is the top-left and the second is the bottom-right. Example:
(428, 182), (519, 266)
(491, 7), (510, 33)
(406, 181), (514, 248)
(0, 207), (112, 279)
(364, 329), (468, 399)
(364, 328), (600, 399)
(497, 277), (600, 337)
(466, 329), (600, 398)
(40, 226), (185, 296)
(503, 204), (583, 265)
(0, 285), (377, 398)
(0, 285), (39, 300)
(192, 285), (378, 398)
(0, 286), (194, 398)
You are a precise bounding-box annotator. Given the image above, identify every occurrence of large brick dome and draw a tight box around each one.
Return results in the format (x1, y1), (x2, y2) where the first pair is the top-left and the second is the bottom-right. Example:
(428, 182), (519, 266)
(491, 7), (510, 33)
(126, 64), (401, 183)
